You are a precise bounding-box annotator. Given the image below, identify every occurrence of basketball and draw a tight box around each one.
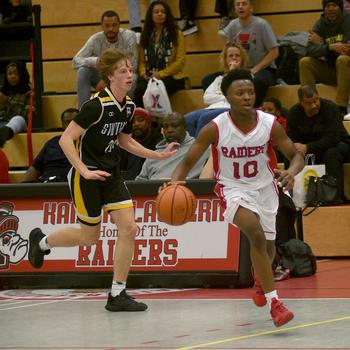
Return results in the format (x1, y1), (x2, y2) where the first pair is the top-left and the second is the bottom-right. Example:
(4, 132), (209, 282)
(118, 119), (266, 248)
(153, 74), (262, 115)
(156, 184), (197, 226)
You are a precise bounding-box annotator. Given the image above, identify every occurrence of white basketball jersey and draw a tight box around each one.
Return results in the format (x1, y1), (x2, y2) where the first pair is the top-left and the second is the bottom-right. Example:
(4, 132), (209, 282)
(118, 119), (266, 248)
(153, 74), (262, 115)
(211, 110), (277, 191)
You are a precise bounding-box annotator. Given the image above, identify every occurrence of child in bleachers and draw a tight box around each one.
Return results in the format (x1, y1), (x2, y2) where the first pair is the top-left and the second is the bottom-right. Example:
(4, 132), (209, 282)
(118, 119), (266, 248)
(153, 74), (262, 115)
(0, 61), (31, 148)
(261, 96), (288, 164)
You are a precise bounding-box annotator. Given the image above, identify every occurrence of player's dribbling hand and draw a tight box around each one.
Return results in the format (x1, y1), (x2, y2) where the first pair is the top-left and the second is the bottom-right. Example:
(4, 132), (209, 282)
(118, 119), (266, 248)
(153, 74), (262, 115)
(158, 180), (186, 193)
(274, 169), (294, 191)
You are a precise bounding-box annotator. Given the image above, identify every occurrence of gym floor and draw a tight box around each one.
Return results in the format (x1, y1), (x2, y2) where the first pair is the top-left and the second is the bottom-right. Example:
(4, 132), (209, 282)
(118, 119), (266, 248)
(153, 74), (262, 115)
(1, 259), (350, 350)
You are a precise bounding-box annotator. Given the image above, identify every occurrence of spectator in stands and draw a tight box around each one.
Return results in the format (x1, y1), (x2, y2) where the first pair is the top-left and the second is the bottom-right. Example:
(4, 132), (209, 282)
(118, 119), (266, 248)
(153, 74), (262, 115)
(216, 0), (235, 36)
(299, 0), (350, 118)
(178, 0), (198, 36)
(287, 85), (350, 203)
(261, 96), (287, 130)
(0, 61), (30, 148)
(0, 0), (12, 24)
(2, 0), (31, 24)
(344, 0), (350, 11)
(72, 10), (138, 108)
(0, 149), (10, 183)
(20, 108), (78, 183)
(133, 1), (187, 108)
(211, 0), (279, 107)
(185, 43), (248, 137)
(261, 96), (288, 163)
(119, 107), (162, 179)
(127, 0), (198, 38)
(136, 112), (209, 180)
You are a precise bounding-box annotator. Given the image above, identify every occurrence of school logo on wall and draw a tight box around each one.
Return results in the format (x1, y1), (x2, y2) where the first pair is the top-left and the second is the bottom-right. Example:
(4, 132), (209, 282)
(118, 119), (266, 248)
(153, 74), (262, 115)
(0, 201), (28, 270)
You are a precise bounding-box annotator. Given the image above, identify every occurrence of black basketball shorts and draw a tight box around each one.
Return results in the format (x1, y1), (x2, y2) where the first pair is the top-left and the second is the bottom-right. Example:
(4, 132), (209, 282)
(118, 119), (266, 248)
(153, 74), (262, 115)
(67, 167), (133, 226)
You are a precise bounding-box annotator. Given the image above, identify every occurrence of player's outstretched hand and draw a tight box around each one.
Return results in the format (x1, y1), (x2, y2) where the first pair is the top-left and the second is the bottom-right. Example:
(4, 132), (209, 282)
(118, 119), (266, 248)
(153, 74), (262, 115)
(157, 142), (180, 160)
(83, 169), (111, 181)
(274, 169), (294, 191)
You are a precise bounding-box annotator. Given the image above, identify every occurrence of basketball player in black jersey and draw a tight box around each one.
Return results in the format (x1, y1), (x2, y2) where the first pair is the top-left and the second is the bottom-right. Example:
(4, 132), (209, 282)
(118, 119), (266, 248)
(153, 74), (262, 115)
(28, 48), (178, 311)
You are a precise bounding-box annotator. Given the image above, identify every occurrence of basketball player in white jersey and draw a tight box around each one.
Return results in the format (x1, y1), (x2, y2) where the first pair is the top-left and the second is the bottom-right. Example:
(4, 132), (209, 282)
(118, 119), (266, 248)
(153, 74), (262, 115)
(170, 69), (304, 327)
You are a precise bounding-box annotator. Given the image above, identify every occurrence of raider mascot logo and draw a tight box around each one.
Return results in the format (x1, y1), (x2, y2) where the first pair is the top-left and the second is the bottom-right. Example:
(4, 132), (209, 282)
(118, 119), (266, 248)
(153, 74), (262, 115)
(0, 201), (28, 270)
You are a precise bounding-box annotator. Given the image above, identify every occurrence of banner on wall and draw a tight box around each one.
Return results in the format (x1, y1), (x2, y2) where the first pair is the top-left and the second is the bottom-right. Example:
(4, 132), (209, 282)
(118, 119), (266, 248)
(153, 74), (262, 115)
(0, 195), (240, 273)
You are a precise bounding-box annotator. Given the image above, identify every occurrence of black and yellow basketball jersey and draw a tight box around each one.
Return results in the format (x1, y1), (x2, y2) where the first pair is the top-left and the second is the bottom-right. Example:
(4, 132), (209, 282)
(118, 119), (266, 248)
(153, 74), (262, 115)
(74, 87), (135, 170)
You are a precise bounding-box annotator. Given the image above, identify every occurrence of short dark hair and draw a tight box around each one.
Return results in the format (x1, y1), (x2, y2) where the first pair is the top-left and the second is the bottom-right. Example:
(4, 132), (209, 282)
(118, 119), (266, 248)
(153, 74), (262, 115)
(298, 84), (318, 101)
(263, 96), (282, 112)
(61, 108), (79, 122)
(101, 10), (120, 22)
(220, 69), (254, 97)
(162, 112), (185, 126)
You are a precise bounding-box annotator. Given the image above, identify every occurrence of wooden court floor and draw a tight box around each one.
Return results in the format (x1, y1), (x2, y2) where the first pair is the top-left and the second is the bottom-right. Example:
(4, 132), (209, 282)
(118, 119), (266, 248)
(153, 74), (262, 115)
(0, 259), (350, 350)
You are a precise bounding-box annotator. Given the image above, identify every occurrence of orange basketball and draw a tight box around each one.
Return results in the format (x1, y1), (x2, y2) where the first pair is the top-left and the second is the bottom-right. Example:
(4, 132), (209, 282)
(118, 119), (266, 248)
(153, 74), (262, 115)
(156, 184), (197, 226)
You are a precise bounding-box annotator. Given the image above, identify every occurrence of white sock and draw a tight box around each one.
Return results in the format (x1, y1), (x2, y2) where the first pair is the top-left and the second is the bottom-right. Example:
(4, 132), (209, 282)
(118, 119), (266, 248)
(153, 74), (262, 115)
(111, 281), (126, 297)
(39, 236), (51, 251)
(264, 290), (278, 309)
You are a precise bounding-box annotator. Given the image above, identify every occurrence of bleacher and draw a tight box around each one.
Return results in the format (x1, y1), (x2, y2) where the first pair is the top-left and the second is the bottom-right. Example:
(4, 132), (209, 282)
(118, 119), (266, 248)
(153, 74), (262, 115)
(3, 0), (350, 255)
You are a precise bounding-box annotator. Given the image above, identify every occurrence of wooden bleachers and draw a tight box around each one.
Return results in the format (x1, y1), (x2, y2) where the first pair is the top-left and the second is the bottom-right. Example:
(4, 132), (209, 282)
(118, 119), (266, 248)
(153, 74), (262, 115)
(303, 206), (350, 256)
(32, 0), (322, 27)
(28, 0), (322, 93)
(3, 132), (61, 168)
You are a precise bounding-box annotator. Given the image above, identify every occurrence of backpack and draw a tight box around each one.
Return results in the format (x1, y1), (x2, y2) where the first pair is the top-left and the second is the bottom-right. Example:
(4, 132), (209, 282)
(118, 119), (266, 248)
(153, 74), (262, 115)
(276, 45), (300, 85)
(277, 239), (317, 277)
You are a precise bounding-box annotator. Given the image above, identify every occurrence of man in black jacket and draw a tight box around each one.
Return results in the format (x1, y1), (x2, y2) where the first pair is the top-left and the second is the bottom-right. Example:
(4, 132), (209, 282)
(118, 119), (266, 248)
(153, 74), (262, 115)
(299, 0), (350, 117)
(287, 85), (350, 203)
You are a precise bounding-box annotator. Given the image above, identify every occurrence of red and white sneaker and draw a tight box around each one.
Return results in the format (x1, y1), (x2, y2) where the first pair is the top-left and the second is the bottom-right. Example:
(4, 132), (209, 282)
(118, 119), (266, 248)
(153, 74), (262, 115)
(252, 278), (267, 307)
(270, 298), (294, 327)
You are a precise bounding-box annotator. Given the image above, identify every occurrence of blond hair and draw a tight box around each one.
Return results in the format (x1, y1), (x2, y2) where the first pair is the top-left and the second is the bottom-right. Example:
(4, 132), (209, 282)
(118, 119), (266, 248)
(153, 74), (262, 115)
(98, 48), (131, 86)
(219, 42), (249, 72)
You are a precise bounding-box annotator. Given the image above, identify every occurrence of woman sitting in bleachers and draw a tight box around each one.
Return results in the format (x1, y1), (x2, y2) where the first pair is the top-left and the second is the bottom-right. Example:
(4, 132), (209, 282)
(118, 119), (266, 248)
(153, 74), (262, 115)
(0, 61), (31, 148)
(185, 42), (248, 137)
(133, 0), (187, 108)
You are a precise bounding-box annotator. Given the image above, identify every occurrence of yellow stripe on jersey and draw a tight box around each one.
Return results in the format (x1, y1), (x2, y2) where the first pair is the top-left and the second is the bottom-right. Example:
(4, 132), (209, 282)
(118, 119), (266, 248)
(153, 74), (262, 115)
(104, 200), (134, 212)
(75, 137), (80, 154)
(100, 97), (113, 103)
(77, 213), (101, 225)
(73, 169), (88, 217)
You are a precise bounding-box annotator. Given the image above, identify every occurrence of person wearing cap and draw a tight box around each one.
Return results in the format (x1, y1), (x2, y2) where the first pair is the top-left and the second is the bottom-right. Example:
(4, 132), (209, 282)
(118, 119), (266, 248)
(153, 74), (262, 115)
(299, 0), (350, 118)
(119, 107), (162, 179)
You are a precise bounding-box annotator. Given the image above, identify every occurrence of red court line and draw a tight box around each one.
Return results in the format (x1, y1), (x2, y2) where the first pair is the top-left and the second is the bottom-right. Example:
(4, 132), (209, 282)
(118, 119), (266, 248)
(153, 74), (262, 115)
(138, 259), (350, 299)
(0, 347), (350, 350)
(0, 259), (349, 301)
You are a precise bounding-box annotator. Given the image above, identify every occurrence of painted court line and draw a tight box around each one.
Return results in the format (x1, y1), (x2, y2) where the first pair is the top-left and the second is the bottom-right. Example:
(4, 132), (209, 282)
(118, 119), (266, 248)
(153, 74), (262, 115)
(175, 315), (350, 350)
(0, 295), (88, 311)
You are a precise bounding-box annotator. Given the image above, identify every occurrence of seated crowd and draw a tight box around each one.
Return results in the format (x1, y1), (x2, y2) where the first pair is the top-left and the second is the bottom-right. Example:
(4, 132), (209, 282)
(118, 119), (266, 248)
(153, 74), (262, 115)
(1, 0), (350, 199)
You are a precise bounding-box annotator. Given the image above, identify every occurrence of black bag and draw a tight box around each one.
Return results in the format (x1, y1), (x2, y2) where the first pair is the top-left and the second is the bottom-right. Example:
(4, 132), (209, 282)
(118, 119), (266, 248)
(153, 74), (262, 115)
(276, 45), (300, 85)
(276, 190), (297, 246)
(277, 239), (317, 277)
(303, 175), (337, 215)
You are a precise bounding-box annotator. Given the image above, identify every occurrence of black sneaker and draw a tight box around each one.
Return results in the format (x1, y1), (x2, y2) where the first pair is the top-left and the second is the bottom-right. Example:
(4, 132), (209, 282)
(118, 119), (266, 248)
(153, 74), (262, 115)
(28, 228), (50, 268)
(105, 290), (148, 312)
(182, 21), (198, 36)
